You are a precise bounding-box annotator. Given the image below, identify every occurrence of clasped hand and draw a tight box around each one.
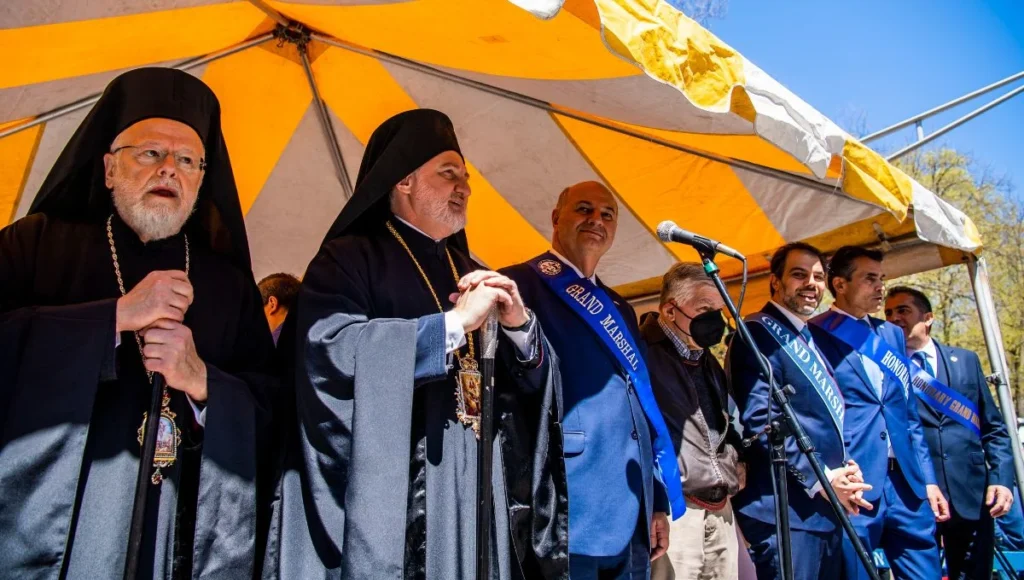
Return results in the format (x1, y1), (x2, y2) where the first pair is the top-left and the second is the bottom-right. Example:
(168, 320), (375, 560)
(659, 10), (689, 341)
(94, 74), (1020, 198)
(448, 270), (530, 333)
(826, 459), (874, 515)
(115, 270), (208, 402)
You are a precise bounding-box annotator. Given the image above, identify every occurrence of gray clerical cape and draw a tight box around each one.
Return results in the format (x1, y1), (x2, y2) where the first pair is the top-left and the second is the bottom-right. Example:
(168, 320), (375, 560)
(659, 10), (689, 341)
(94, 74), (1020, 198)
(262, 223), (568, 580)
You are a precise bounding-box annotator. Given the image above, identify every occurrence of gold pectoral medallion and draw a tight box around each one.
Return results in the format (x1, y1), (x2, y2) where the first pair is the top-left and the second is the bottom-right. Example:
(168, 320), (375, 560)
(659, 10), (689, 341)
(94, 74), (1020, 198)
(456, 356), (482, 438)
(137, 395), (181, 485)
(383, 222), (483, 438)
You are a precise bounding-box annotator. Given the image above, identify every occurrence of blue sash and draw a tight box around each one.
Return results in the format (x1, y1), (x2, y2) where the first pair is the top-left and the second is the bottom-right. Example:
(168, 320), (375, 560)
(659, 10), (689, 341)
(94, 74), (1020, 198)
(747, 312), (844, 441)
(910, 358), (982, 438)
(812, 311), (981, 437)
(528, 253), (685, 518)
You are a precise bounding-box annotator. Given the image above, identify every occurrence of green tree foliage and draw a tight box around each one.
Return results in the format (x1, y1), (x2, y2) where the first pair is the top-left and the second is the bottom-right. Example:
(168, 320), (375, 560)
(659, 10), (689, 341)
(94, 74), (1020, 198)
(891, 148), (1023, 412)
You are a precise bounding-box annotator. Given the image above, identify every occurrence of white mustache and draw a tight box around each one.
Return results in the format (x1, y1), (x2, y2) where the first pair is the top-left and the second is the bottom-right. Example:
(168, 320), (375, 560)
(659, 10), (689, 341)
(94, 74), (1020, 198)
(147, 180), (181, 195)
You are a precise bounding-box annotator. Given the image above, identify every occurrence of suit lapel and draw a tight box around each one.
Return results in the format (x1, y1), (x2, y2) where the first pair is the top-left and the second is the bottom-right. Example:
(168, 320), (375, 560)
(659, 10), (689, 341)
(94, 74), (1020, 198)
(764, 303), (799, 335)
(932, 341), (956, 425)
(848, 349), (882, 402)
(934, 341), (952, 386)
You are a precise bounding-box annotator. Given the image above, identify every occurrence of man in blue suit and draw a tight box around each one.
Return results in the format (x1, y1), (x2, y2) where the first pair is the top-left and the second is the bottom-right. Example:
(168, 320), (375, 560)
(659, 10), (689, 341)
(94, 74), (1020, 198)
(809, 246), (946, 580)
(885, 285), (1015, 579)
(729, 242), (872, 580)
(502, 181), (681, 579)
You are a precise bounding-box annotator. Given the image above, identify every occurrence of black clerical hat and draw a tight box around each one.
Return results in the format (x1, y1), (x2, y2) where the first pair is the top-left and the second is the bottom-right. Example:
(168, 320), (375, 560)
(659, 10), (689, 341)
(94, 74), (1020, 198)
(29, 67), (253, 272)
(318, 108), (468, 252)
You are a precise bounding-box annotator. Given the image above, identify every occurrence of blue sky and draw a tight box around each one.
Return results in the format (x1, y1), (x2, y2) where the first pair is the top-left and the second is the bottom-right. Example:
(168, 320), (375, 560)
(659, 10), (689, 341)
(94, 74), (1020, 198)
(703, 0), (1024, 196)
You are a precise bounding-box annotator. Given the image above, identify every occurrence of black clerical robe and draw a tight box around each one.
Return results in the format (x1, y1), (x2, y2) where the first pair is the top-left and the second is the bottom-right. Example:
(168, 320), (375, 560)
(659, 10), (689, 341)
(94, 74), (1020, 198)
(0, 213), (275, 579)
(264, 219), (568, 580)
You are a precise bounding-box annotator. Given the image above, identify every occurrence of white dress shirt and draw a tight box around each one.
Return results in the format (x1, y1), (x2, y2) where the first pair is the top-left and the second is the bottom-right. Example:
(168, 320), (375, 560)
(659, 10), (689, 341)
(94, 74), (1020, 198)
(910, 338), (939, 376)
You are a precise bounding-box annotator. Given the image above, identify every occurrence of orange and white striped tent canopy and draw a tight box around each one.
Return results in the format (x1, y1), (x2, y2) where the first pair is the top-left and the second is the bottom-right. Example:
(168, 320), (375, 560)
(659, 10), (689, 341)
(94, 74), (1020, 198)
(0, 0), (981, 310)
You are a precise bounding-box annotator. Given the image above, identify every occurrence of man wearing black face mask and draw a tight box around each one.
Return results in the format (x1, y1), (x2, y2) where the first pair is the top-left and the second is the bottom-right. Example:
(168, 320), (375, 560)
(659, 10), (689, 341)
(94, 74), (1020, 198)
(729, 242), (872, 580)
(641, 262), (745, 580)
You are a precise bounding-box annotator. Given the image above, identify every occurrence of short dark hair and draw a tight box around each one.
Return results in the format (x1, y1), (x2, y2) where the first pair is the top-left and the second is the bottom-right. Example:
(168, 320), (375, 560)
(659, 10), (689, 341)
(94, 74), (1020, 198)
(768, 242), (825, 297)
(886, 285), (932, 314)
(826, 246), (884, 297)
(257, 273), (301, 311)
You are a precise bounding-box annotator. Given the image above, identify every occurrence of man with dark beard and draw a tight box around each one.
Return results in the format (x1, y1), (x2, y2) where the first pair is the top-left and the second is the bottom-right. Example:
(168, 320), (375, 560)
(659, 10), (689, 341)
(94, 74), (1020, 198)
(0, 68), (274, 579)
(263, 109), (567, 580)
(729, 243), (871, 580)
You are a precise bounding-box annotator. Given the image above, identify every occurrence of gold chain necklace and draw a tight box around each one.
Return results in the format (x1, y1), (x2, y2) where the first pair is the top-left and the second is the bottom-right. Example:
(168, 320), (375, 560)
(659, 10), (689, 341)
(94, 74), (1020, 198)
(385, 220), (482, 436)
(106, 214), (188, 484)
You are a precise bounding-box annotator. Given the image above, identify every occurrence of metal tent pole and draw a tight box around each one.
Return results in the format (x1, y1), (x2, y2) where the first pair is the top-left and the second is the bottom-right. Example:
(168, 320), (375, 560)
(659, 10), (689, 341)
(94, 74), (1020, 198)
(861, 71), (1024, 143)
(967, 255), (1024, 491)
(886, 84), (1024, 161)
(0, 33), (275, 140)
(297, 37), (353, 199)
(245, 0), (290, 26)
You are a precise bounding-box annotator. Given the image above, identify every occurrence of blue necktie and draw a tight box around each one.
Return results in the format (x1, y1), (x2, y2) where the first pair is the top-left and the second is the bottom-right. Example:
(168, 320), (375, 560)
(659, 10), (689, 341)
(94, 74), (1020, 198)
(913, 351), (935, 377)
(799, 325), (813, 344)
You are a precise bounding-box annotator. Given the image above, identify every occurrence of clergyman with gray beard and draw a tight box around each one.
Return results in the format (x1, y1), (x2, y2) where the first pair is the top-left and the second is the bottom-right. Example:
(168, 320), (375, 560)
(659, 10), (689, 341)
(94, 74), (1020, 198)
(0, 67), (276, 579)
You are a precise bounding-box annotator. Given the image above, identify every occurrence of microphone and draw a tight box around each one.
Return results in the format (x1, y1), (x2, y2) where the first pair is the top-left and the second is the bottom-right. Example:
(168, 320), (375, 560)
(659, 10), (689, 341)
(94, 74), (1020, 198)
(656, 221), (745, 260)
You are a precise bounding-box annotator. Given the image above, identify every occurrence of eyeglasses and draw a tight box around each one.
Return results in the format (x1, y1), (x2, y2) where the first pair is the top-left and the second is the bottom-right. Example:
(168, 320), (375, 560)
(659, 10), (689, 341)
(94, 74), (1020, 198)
(110, 145), (206, 175)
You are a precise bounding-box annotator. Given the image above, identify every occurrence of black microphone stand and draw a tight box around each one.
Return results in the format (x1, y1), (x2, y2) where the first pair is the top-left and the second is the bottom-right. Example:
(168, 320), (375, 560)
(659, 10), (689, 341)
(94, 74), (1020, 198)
(692, 245), (880, 580)
(123, 373), (166, 580)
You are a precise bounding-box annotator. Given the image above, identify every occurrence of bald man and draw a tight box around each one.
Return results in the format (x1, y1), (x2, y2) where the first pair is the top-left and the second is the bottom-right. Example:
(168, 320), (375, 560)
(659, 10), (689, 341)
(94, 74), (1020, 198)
(501, 181), (683, 579)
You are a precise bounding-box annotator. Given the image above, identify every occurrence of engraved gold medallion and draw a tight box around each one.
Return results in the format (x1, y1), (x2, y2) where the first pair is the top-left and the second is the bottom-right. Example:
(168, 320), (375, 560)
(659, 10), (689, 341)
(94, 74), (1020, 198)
(456, 356), (482, 436)
(137, 395), (181, 485)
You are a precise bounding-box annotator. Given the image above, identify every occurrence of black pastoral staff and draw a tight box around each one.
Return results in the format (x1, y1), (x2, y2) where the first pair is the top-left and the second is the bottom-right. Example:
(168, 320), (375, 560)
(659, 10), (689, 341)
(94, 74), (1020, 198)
(0, 68), (275, 578)
(263, 109), (568, 580)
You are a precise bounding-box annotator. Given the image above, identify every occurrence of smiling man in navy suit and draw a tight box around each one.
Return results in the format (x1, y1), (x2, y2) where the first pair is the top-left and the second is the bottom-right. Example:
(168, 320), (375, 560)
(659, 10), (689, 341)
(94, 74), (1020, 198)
(502, 181), (683, 579)
(730, 242), (872, 580)
(885, 285), (1014, 580)
(809, 246), (945, 580)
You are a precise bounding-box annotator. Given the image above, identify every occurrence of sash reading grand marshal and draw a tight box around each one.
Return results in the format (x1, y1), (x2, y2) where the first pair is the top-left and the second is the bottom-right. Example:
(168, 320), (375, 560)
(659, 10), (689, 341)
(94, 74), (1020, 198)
(747, 312), (845, 441)
(528, 252), (685, 519)
(811, 310), (981, 438)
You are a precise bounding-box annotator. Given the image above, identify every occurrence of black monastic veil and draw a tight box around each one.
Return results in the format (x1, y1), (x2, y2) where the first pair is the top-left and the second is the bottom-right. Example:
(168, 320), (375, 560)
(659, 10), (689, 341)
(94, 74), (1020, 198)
(263, 109), (569, 580)
(0, 67), (275, 579)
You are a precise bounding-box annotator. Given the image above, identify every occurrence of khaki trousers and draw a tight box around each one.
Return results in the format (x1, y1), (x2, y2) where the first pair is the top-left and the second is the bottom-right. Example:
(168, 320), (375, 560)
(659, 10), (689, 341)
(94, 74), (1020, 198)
(651, 497), (738, 580)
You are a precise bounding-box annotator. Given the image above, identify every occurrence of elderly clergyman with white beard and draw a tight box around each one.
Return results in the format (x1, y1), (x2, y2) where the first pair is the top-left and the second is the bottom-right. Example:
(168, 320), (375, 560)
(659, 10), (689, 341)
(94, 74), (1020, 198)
(0, 68), (275, 579)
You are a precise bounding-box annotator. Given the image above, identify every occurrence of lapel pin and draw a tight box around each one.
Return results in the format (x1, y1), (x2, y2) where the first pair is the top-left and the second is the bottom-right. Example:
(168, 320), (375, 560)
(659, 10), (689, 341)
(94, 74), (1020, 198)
(950, 355), (958, 363)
